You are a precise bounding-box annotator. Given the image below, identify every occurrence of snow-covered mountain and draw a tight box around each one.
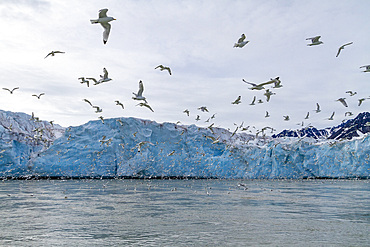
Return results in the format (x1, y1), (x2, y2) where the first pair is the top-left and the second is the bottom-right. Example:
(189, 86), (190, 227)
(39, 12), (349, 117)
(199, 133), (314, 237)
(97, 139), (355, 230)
(0, 109), (369, 179)
(272, 112), (370, 140)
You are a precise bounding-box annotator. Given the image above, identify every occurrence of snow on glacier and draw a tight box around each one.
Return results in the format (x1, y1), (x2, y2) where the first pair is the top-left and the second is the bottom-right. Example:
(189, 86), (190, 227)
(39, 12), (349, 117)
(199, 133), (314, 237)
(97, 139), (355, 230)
(0, 109), (369, 179)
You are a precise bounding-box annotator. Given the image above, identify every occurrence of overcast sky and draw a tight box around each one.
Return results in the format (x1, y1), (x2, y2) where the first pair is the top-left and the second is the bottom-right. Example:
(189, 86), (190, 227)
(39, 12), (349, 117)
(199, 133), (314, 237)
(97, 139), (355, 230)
(0, 0), (369, 134)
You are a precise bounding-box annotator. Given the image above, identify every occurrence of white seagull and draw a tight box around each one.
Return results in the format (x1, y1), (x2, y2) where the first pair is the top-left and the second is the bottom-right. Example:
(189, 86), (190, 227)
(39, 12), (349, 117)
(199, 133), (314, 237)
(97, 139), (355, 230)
(231, 96), (242, 104)
(132, 80), (147, 103)
(336, 98), (348, 107)
(234, 34), (249, 48)
(155, 65), (172, 75)
(360, 65), (370, 72)
(306, 36), (323, 46)
(99, 68), (112, 83)
(90, 8), (116, 44)
(44, 51), (65, 59)
(336, 42), (353, 57)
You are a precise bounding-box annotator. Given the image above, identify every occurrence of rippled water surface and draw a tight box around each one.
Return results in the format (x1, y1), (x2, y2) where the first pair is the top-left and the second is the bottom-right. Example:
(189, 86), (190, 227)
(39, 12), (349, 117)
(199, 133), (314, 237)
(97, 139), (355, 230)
(0, 179), (369, 246)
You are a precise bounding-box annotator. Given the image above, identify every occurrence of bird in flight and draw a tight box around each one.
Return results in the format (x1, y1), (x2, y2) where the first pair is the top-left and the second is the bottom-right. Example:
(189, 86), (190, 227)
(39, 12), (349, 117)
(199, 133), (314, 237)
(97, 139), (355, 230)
(155, 65), (172, 75)
(132, 80), (147, 103)
(183, 109), (190, 116)
(32, 93), (45, 99)
(3, 87), (19, 94)
(306, 36), (323, 46)
(83, 99), (93, 107)
(242, 77), (279, 90)
(198, 106), (209, 112)
(315, 103), (321, 113)
(345, 91), (357, 96)
(264, 89), (275, 102)
(336, 42), (353, 57)
(327, 112), (335, 120)
(78, 77), (90, 87)
(358, 98), (366, 106)
(336, 98), (348, 107)
(44, 51), (65, 59)
(115, 100), (124, 109)
(90, 8), (116, 44)
(234, 34), (249, 48)
(360, 65), (370, 72)
(231, 96), (242, 104)
(99, 68), (112, 83)
(136, 102), (154, 112)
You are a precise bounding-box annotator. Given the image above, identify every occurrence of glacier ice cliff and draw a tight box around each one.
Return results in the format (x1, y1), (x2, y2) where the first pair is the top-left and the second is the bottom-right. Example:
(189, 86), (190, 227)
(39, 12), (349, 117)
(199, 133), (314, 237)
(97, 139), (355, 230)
(0, 109), (369, 179)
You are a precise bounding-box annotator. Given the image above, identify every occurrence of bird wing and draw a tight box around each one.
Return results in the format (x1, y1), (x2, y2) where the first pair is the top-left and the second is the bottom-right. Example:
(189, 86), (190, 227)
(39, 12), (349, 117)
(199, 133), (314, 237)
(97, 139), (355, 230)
(166, 67), (172, 75)
(155, 65), (163, 69)
(101, 22), (111, 44)
(343, 42), (353, 47)
(44, 52), (52, 59)
(86, 77), (97, 83)
(2, 88), (10, 92)
(237, 34), (245, 43)
(137, 81), (144, 96)
(258, 79), (276, 87)
(312, 36), (321, 42)
(99, 8), (108, 18)
(336, 47), (343, 57)
(242, 79), (257, 87)
(103, 68), (108, 78)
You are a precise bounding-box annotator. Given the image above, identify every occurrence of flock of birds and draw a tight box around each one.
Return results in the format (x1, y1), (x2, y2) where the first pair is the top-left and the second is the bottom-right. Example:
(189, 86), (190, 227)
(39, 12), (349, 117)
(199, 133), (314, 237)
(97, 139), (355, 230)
(2, 8), (369, 139)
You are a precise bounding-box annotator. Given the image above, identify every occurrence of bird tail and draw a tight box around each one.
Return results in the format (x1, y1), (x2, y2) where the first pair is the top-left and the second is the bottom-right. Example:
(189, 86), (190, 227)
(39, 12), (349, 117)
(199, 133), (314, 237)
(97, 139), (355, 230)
(90, 19), (99, 24)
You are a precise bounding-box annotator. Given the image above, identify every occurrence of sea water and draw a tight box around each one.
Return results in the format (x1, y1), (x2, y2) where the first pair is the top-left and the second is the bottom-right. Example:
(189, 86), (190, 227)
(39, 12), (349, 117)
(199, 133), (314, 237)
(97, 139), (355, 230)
(0, 179), (368, 246)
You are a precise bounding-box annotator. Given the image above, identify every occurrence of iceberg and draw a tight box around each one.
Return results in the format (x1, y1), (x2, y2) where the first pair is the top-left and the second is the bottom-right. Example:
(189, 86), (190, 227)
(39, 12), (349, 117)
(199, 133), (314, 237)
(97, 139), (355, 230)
(0, 109), (369, 179)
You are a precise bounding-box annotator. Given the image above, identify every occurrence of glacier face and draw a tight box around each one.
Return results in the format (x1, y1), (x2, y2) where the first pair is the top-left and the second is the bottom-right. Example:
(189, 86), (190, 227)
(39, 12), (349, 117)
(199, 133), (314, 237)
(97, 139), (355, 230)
(0, 109), (369, 179)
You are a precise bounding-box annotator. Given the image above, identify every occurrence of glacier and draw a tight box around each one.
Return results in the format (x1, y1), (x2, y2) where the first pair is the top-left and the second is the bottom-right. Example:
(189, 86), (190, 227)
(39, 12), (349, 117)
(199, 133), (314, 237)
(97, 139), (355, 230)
(0, 109), (369, 179)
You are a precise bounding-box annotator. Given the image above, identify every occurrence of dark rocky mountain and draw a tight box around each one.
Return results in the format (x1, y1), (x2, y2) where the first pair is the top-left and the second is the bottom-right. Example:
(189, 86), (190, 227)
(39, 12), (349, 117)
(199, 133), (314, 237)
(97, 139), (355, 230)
(272, 112), (370, 140)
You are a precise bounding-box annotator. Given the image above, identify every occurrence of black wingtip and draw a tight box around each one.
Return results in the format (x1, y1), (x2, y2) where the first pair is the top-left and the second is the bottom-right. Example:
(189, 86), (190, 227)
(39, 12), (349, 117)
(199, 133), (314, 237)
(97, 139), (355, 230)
(103, 40), (107, 44)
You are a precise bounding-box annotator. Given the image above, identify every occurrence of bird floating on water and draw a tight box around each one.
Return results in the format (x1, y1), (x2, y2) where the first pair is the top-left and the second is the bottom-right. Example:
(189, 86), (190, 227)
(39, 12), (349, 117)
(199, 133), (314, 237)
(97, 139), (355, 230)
(2, 87), (19, 94)
(90, 8), (116, 44)
(132, 80), (147, 103)
(306, 36), (323, 46)
(234, 34), (249, 48)
(44, 51), (65, 59)
(336, 42), (353, 57)
(155, 65), (172, 75)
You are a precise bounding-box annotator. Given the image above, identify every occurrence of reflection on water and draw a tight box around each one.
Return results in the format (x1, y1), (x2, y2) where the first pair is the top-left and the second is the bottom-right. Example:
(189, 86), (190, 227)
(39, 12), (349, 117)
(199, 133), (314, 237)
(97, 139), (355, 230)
(0, 179), (369, 246)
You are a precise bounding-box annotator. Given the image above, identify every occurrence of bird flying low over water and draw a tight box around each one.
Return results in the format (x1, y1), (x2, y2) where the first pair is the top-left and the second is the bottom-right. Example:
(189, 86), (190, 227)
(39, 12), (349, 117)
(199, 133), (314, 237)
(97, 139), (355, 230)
(234, 33), (249, 48)
(32, 93), (45, 99)
(336, 98), (348, 107)
(2, 87), (19, 94)
(155, 65), (172, 75)
(306, 36), (323, 46)
(360, 65), (370, 72)
(44, 51), (65, 59)
(132, 80), (147, 103)
(336, 42), (353, 57)
(90, 8), (116, 44)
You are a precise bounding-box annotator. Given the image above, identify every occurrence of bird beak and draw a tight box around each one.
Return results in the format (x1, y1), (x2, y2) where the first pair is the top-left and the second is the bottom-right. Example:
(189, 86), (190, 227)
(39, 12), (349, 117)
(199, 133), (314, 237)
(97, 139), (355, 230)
(113, 18), (116, 20)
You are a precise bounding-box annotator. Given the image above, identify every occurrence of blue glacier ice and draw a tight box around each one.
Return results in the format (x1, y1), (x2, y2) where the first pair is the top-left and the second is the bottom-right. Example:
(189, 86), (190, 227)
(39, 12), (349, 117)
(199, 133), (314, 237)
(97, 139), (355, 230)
(0, 109), (369, 179)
